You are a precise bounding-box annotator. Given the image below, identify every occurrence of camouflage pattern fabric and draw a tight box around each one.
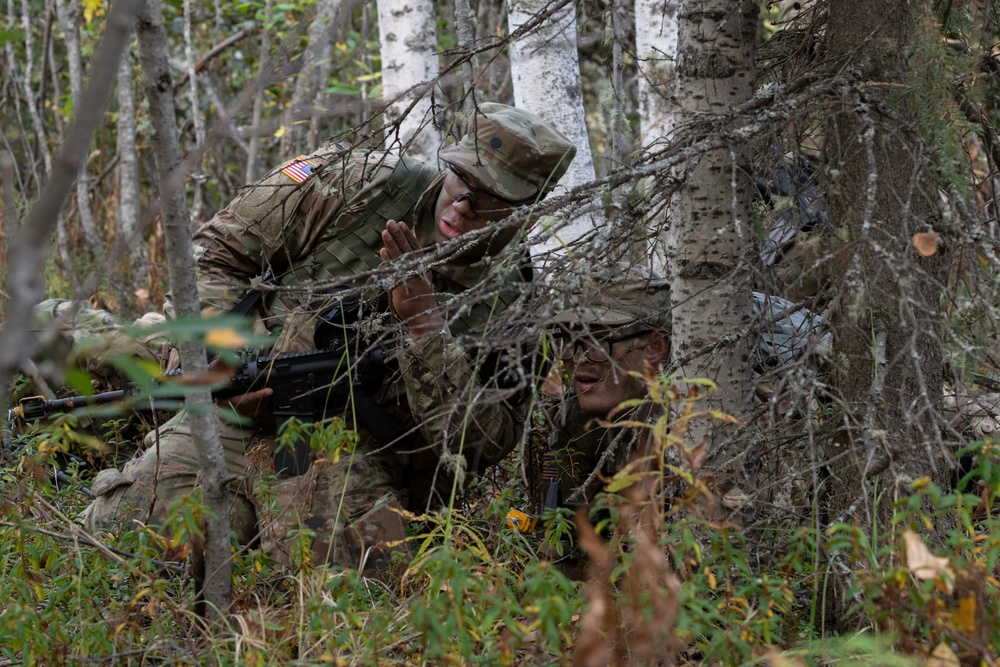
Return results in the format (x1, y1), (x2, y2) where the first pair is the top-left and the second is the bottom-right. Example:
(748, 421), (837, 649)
(80, 411), (259, 543)
(546, 400), (661, 509)
(29, 299), (166, 390)
(257, 443), (409, 572)
(81, 411), (409, 573)
(439, 103), (576, 201)
(82, 111), (552, 570)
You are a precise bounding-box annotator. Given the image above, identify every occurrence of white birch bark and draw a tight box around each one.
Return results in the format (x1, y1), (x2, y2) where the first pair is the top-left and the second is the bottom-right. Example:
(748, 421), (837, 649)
(634, 0), (678, 274)
(376, 0), (441, 162)
(183, 0), (205, 222)
(117, 54), (147, 294)
(665, 0), (757, 512)
(54, 0), (100, 250)
(508, 0), (602, 258)
(453, 0), (479, 117)
(634, 0), (678, 147)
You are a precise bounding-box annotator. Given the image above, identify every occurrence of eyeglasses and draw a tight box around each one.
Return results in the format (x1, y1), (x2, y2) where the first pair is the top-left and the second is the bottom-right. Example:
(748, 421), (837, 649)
(557, 329), (654, 363)
(443, 165), (529, 218)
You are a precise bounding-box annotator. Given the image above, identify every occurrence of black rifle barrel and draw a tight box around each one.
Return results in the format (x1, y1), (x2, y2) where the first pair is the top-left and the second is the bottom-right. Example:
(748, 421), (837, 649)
(14, 390), (129, 422)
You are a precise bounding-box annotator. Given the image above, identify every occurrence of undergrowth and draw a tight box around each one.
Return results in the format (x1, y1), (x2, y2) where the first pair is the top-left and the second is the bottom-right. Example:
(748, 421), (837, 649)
(2, 404), (999, 664)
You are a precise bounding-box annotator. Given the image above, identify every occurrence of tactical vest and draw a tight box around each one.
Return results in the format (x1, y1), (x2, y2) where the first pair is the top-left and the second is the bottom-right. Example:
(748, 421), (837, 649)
(239, 145), (528, 353)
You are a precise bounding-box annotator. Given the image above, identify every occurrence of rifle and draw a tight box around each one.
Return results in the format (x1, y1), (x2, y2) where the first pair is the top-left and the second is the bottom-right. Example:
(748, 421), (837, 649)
(9, 294), (401, 477)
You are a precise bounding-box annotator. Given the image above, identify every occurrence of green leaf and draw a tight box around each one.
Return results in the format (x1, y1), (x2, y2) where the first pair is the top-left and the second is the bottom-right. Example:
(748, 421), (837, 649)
(0, 27), (25, 47)
(605, 472), (644, 493)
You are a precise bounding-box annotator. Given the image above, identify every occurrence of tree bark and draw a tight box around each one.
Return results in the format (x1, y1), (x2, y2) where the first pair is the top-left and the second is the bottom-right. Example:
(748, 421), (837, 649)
(281, 0), (343, 157)
(508, 0), (603, 257)
(135, 0), (232, 620)
(665, 0), (757, 518)
(634, 0), (678, 147)
(245, 0), (273, 183)
(54, 0), (100, 251)
(376, 0), (441, 163)
(453, 0), (479, 117)
(182, 0), (205, 223)
(823, 0), (949, 615)
(116, 53), (148, 303)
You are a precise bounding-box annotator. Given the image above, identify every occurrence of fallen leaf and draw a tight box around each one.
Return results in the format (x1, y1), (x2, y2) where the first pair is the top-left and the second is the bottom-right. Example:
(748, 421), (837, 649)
(955, 594), (976, 633)
(912, 232), (940, 256)
(903, 530), (955, 594)
(925, 642), (959, 667)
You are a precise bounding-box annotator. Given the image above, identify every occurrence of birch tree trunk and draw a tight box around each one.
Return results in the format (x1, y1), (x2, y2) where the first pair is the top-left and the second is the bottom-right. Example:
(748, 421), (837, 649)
(635, 0), (678, 273)
(453, 0), (479, 117)
(136, 0), (232, 620)
(376, 0), (441, 162)
(508, 0), (601, 257)
(54, 0), (100, 251)
(665, 0), (757, 518)
(117, 53), (147, 301)
(634, 0), (678, 147)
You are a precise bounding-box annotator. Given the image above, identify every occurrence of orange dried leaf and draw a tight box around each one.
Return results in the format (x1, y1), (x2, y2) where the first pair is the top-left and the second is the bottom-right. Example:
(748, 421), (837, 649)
(912, 232), (940, 256)
(205, 327), (250, 350)
(903, 530), (955, 593)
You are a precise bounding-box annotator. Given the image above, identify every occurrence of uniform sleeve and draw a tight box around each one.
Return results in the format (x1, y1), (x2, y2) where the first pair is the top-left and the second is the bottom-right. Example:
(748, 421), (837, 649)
(396, 330), (525, 476)
(187, 154), (363, 315)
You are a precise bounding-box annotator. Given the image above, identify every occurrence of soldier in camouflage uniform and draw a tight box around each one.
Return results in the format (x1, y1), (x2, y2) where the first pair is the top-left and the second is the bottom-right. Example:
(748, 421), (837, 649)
(543, 265), (672, 512)
(80, 103), (576, 571)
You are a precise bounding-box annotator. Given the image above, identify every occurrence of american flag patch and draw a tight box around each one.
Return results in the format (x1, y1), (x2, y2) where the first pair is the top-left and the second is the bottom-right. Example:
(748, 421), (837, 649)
(280, 156), (318, 183)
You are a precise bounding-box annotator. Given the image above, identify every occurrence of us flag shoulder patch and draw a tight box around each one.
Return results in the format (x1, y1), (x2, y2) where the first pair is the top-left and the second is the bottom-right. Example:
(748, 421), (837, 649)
(279, 156), (318, 183)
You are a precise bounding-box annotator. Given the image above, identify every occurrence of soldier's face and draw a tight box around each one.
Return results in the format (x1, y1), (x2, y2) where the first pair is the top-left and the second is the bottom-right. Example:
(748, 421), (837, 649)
(560, 326), (668, 418)
(434, 168), (521, 258)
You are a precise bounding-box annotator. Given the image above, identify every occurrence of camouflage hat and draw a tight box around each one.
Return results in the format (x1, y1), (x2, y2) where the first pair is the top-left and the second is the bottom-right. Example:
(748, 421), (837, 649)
(439, 103), (576, 202)
(554, 263), (672, 331)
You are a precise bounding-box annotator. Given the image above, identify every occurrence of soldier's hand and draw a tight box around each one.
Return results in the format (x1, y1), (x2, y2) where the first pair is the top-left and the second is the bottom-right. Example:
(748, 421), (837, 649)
(221, 387), (275, 424)
(380, 220), (446, 337)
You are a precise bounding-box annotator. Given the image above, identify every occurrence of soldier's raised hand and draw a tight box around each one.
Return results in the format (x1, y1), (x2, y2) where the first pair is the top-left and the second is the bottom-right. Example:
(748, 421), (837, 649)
(380, 220), (445, 337)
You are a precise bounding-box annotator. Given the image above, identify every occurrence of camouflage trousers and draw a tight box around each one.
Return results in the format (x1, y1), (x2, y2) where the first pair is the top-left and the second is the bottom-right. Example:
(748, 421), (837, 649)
(79, 412), (410, 572)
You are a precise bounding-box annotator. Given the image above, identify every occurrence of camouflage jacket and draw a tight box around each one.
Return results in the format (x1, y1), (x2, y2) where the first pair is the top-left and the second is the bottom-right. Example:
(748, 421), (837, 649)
(546, 399), (658, 510)
(189, 144), (531, 504)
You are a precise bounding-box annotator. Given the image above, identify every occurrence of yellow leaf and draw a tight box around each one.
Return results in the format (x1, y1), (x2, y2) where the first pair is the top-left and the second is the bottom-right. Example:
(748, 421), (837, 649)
(274, 125), (287, 138)
(204, 327), (249, 350)
(912, 232), (940, 256)
(903, 530), (955, 594)
(925, 642), (960, 667)
(82, 0), (104, 23)
(955, 595), (976, 633)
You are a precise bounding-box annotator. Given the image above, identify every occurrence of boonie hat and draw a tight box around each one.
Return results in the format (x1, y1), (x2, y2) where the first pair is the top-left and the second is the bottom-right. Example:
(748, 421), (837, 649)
(440, 103), (576, 202)
(554, 263), (672, 331)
